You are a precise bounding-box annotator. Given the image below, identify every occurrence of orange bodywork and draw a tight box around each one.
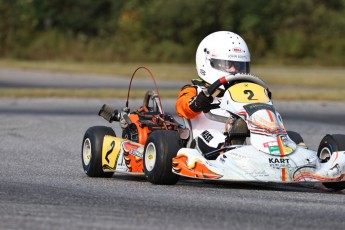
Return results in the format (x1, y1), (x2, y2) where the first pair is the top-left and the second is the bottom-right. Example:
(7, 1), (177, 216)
(172, 155), (222, 179)
(123, 141), (143, 173)
(175, 86), (201, 119)
(128, 114), (150, 145)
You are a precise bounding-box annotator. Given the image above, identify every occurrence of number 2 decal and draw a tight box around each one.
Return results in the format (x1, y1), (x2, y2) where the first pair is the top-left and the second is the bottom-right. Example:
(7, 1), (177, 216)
(229, 82), (270, 103)
(105, 140), (115, 163)
(244, 90), (257, 100)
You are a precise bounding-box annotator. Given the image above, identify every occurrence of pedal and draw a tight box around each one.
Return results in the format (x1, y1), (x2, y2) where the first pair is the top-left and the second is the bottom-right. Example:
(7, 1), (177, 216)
(98, 104), (119, 123)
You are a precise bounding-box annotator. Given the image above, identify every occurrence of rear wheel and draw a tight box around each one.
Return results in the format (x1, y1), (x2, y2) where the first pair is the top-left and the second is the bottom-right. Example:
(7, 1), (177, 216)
(144, 130), (182, 185)
(82, 126), (116, 177)
(317, 134), (345, 190)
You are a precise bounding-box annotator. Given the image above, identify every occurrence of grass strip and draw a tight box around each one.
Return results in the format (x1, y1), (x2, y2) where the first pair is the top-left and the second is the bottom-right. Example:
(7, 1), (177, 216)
(0, 88), (179, 99)
(1, 60), (344, 89)
(272, 89), (345, 101)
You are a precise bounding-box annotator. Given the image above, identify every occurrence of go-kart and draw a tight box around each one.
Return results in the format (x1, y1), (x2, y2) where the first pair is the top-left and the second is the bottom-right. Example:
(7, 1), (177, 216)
(81, 69), (345, 190)
(82, 67), (188, 179)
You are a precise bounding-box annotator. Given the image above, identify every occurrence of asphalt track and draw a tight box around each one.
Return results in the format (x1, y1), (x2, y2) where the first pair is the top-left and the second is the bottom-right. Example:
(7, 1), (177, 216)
(1, 69), (345, 230)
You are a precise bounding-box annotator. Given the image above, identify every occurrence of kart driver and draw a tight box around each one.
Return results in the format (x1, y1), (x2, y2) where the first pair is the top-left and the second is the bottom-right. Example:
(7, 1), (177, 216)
(175, 31), (251, 158)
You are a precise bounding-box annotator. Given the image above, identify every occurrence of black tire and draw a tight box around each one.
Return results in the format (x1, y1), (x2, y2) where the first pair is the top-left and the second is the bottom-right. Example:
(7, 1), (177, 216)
(144, 130), (182, 185)
(317, 134), (345, 191)
(82, 126), (116, 177)
(287, 130), (305, 146)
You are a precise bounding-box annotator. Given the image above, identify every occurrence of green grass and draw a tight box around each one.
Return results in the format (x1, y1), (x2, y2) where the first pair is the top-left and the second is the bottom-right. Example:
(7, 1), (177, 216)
(0, 59), (194, 81)
(0, 59), (344, 100)
(272, 89), (345, 101)
(254, 66), (345, 89)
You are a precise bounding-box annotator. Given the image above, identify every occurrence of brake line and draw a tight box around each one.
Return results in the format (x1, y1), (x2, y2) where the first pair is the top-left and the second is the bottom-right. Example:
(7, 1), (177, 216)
(126, 66), (164, 114)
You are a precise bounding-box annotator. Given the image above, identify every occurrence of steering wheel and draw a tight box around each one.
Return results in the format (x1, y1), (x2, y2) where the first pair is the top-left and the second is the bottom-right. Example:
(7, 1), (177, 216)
(204, 73), (269, 98)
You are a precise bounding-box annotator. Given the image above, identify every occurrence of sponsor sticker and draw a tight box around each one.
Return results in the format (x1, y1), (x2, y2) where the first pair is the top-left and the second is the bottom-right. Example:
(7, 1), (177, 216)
(263, 141), (278, 148)
(130, 147), (144, 159)
(228, 54), (238, 59)
(228, 151), (247, 159)
(268, 146), (280, 155)
(269, 158), (290, 169)
(233, 47), (242, 53)
(243, 103), (275, 116)
(201, 130), (214, 143)
(263, 141), (280, 154)
(245, 170), (269, 177)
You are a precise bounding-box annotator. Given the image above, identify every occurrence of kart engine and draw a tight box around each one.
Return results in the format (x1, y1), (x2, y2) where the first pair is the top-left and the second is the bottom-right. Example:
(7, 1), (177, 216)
(98, 103), (181, 145)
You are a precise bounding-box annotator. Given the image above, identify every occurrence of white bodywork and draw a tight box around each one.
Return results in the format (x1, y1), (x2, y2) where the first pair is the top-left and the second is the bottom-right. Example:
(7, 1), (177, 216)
(173, 74), (345, 183)
(176, 147), (345, 182)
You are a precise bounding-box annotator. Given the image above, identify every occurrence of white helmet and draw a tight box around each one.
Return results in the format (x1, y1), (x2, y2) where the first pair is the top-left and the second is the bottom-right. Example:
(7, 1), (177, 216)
(196, 31), (251, 85)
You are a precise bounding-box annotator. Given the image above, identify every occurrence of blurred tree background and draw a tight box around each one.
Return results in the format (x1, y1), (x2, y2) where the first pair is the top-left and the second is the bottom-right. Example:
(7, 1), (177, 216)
(0, 0), (344, 65)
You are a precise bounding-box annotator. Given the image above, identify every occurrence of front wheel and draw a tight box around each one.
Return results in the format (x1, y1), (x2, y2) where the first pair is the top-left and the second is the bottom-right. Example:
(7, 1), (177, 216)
(317, 134), (345, 191)
(82, 126), (116, 177)
(287, 130), (305, 147)
(144, 130), (182, 185)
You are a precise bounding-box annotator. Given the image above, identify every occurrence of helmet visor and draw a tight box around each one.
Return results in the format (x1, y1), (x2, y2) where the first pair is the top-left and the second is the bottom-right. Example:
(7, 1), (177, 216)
(210, 59), (249, 74)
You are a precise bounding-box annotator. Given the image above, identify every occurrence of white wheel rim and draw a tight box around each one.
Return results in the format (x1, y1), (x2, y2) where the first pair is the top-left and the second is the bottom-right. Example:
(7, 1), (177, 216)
(83, 138), (92, 166)
(145, 142), (156, 172)
(320, 147), (332, 162)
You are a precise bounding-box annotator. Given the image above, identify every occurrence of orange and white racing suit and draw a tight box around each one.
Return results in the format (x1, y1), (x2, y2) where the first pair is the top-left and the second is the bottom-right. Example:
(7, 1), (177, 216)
(175, 81), (228, 153)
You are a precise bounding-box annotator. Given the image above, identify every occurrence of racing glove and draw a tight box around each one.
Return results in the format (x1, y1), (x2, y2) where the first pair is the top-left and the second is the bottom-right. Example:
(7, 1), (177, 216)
(189, 90), (213, 113)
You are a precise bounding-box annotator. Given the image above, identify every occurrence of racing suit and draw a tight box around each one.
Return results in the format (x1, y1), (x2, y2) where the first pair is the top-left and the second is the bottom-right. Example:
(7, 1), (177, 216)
(175, 79), (229, 156)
